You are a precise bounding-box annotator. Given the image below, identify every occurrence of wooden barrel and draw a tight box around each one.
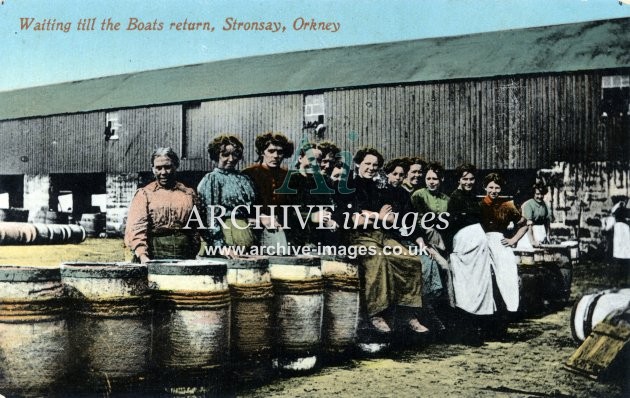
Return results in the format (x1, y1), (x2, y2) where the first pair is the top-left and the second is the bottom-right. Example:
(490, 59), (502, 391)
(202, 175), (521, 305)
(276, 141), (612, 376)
(0, 208), (29, 222)
(268, 256), (323, 373)
(560, 240), (580, 266)
(79, 213), (106, 237)
(0, 222), (38, 245)
(60, 262), (150, 394)
(540, 243), (574, 305)
(571, 288), (630, 342)
(44, 224), (86, 244)
(106, 207), (128, 237)
(31, 206), (49, 224)
(514, 249), (545, 316)
(45, 211), (69, 224)
(0, 265), (69, 396)
(148, 259), (230, 396)
(321, 255), (360, 355)
(226, 256), (275, 385)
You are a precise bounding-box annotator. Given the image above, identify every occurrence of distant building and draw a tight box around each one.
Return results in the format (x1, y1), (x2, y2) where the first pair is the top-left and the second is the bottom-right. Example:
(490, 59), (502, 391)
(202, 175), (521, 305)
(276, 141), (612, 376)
(0, 18), (628, 250)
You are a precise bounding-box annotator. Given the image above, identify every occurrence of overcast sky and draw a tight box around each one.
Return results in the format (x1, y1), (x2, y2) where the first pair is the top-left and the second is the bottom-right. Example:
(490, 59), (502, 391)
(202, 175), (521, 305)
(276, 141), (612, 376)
(1, 0), (629, 92)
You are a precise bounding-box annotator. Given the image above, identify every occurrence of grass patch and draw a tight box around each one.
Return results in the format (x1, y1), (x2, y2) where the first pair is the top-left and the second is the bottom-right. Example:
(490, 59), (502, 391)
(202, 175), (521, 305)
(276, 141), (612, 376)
(0, 238), (130, 266)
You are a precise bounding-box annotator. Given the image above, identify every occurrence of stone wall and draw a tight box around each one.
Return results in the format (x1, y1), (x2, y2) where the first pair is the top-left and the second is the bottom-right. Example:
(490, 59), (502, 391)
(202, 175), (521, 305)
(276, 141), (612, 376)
(541, 162), (630, 257)
(105, 173), (138, 237)
(23, 175), (50, 223)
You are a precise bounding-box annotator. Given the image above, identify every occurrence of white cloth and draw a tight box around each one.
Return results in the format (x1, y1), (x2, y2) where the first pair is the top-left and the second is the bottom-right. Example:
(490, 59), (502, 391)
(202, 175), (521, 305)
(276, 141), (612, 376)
(613, 222), (630, 259)
(449, 223), (495, 315)
(516, 225), (547, 249)
(486, 232), (520, 312)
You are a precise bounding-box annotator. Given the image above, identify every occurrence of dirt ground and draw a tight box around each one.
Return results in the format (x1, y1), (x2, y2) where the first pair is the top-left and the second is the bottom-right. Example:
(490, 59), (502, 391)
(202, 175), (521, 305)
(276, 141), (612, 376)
(0, 239), (627, 397)
(239, 261), (629, 398)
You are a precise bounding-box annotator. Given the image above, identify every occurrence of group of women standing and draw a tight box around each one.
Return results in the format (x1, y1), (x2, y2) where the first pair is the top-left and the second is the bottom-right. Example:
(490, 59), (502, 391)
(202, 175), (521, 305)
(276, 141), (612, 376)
(124, 132), (554, 342)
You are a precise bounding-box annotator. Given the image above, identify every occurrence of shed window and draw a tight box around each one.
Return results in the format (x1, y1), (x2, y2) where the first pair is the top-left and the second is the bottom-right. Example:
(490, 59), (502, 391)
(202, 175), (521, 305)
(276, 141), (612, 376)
(601, 75), (630, 117)
(304, 94), (325, 128)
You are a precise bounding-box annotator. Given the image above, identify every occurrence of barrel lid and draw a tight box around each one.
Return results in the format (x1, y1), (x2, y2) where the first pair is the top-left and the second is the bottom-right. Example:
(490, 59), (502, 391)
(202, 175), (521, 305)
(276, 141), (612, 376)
(60, 262), (147, 279)
(225, 256), (269, 269)
(268, 255), (320, 266)
(0, 265), (61, 282)
(560, 240), (579, 247)
(147, 259), (227, 276)
(538, 244), (569, 250)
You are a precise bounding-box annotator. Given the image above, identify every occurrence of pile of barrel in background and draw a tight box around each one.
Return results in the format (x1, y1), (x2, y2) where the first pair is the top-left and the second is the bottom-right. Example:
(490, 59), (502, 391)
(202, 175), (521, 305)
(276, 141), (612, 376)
(0, 222), (86, 245)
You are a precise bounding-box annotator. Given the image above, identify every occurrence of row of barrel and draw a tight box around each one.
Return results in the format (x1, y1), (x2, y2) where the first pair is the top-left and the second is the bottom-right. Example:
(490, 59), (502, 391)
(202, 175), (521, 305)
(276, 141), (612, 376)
(0, 256), (362, 397)
(33, 209), (107, 237)
(0, 222), (86, 245)
(514, 242), (579, 316)
(0, 243), (582, 397)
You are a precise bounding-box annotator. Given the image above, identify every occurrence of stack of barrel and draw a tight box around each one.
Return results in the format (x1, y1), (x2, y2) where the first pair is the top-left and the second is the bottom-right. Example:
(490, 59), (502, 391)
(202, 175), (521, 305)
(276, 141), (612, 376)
(0, 208), (29, 222)
(0, 222), (86, 245)
(514, 240), (579, 317)
(0, 255), (385, 395)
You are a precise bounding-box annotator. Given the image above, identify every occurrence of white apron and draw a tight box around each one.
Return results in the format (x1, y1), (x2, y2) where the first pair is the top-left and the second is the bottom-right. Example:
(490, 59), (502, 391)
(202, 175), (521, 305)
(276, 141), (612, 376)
(613, 222), (630, 260)
(516, 225), (547, 249)
(486, 232), (520, 312)
(449, 223), (495, 315)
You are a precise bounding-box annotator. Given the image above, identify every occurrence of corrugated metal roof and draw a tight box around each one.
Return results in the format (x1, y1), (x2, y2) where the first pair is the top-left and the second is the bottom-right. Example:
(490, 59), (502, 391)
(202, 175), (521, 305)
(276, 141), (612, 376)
(1, 17), (629, 121)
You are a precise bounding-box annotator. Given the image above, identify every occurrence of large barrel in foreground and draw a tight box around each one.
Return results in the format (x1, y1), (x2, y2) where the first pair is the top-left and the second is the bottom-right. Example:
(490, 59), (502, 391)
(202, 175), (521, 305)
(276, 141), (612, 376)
(321, 255), (360, 355)
(0, 265), (69, 397)
(268, 256), (323, 373)
(226, 256), (275, 384)
(148, 259), (230, 395)
(61, 262), (150, 394)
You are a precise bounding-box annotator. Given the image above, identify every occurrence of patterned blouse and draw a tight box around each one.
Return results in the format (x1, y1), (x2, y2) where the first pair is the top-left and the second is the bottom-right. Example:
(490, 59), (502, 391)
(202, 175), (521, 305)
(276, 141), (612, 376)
(197, 168), (257, 247)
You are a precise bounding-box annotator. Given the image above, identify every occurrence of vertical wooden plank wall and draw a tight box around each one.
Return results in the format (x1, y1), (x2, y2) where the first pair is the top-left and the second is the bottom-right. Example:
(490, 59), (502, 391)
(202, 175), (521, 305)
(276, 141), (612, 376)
(324, 72), (612, 169)
(0, 71), (624, 175)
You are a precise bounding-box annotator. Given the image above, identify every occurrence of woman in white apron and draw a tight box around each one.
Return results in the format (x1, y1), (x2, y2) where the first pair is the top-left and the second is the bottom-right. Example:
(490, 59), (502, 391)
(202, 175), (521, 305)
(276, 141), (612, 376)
(605, 200), (630, 286)
(447, 163), (492, 344)
(479, 173), (529, 339)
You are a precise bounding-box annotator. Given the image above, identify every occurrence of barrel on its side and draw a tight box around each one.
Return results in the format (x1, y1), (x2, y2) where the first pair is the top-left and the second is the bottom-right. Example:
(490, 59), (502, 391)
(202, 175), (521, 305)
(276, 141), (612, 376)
(61, 262), (151, 394)
(269, 256), (323, 373)
(0, 265), (69, 397)
(0, 222), (38, 245)
(321, 256), (360, 355)
(148, 259), (230, 396)
(0, 223), (85, 245)
(226, 256), (275, 384)
(571, 288), (630, 342)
